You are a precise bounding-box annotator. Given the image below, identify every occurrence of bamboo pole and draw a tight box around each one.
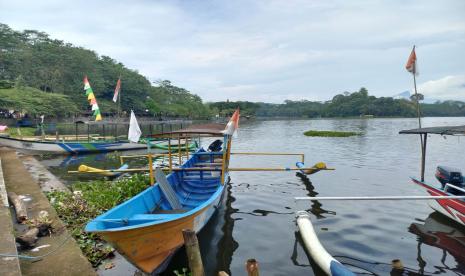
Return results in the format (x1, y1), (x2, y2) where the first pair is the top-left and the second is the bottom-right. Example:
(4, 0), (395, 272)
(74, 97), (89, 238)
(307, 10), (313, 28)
(186, 137), (189, 159)
(168, 138), (173, 173)
(220, 136), (229, 184)
(294, 195), (465, 201)
(178, 135), (182, 165)
(182, 229), (205, 276)
(229, 167), (334, 172)
(148, 153), (154, 185)
(68, 166), (334, 174)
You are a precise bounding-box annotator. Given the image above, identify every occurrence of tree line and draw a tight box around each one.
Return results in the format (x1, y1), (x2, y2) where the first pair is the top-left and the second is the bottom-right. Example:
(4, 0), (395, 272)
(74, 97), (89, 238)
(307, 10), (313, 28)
(1, 23), (463, 120)
(209, 88), (465, 118)
(0, 23), (210, 118)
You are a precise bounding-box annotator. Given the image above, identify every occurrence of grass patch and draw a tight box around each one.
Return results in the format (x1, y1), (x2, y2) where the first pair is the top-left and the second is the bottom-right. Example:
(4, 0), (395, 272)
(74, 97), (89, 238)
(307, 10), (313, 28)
(46, 174), (150, 266)
(303, 130), (360, 137)
(4, 127), (37, 137)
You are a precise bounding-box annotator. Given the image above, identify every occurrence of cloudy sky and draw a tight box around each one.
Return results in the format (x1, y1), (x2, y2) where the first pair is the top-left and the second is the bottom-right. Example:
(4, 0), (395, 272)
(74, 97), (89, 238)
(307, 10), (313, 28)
(1, 0), (464, 103)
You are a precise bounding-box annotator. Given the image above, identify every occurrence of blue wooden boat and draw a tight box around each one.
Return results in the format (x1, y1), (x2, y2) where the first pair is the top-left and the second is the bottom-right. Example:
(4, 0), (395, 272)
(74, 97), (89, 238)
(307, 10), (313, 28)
(85, 122), (235, 273)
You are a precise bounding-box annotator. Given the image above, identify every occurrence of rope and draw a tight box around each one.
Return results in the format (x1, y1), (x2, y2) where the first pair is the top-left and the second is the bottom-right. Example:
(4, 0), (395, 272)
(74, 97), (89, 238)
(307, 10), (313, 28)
(0, 234), (73, 261)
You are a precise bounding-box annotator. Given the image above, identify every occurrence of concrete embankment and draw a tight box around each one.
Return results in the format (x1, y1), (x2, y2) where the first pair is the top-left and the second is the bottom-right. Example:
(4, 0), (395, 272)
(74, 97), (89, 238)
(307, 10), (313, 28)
(0, 148), (96, 276)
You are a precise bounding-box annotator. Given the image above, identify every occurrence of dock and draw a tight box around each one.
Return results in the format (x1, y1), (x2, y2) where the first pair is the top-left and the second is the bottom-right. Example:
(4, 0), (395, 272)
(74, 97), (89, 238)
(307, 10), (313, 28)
(0, 148), (96, 275)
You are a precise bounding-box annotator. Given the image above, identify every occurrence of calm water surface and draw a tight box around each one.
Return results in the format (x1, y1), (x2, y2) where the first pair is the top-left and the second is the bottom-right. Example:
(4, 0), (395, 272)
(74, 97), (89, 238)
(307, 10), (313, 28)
(40, 117), (465, 275)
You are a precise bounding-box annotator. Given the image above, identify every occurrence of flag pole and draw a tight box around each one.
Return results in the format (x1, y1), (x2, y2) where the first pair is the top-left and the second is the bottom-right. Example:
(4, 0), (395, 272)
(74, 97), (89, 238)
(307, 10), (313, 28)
(117, 74), (122, 122)
(409, 45), (425, 181)
(411, 46), (422, 129)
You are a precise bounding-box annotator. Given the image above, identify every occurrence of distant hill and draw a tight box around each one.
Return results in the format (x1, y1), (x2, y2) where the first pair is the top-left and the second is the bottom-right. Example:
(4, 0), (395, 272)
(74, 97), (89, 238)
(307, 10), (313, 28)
(0, 23), (212, 119)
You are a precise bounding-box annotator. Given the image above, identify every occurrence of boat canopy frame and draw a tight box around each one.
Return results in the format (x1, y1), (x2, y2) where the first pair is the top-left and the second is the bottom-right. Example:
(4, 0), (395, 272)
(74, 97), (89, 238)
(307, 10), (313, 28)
(399, 125), (465, 181)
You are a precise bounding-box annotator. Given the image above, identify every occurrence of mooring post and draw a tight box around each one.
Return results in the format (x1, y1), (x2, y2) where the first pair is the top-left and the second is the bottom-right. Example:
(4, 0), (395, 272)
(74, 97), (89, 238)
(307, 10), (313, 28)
(182, 229), (205, 276)
(148, 153), (154, 185)
(245, 259), (259, 276)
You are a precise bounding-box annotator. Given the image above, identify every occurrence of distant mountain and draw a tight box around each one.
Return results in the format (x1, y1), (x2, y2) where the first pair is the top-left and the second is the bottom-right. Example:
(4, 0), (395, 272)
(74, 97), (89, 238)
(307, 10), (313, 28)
(393, 91), (410, 100)
(393, 90), (438, 104)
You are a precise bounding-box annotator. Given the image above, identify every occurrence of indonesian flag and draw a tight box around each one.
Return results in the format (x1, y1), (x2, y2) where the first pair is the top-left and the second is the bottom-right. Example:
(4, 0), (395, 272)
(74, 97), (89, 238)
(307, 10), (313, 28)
(112, 78), (121, 103)
(83, 76), (91, 90)
(222, 108), (240, 137)
(405, 46), (418, 76)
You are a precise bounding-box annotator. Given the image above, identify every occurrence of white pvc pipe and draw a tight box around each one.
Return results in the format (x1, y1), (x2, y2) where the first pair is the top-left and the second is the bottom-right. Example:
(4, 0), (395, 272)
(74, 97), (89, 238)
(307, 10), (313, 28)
(296, 211), (355, 276)
(295, 195), (465, 201)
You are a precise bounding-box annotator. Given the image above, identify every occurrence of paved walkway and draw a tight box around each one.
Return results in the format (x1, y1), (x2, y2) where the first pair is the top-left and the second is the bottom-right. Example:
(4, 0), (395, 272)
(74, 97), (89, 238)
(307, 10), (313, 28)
(0, 148), (96, 276)
(0, 157), (22, 276)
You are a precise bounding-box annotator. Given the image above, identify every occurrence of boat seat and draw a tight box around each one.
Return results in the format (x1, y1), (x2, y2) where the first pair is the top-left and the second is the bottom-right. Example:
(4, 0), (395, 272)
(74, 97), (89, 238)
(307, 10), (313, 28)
(151, 209), (189, 214)
(155, 168), (183, 210)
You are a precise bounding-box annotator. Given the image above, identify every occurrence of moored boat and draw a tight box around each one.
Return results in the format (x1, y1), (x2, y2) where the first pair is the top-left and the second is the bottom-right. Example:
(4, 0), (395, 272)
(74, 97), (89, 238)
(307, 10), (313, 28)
(400, 125), (465, 226)
(85, 113), (239, 273)
(0, 135), (147, 154)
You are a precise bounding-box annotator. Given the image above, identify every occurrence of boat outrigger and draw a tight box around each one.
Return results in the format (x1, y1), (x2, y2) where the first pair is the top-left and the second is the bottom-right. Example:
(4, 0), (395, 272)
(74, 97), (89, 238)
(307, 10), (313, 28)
(84, 109), (338, 273)
(400, 125), (465, 226)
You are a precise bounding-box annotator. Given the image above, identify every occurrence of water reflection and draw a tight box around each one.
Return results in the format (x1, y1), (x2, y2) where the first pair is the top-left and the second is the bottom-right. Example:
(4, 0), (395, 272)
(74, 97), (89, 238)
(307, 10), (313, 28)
(296, 172), (336, 218)
(409, 212), (465, 275)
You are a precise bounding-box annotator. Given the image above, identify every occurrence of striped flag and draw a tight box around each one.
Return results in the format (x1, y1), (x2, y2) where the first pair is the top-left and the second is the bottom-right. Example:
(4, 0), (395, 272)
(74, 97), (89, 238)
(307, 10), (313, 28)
(405, 46), (418, 76)
(112, 78), (121, 103)
(83, 76), (102, 121)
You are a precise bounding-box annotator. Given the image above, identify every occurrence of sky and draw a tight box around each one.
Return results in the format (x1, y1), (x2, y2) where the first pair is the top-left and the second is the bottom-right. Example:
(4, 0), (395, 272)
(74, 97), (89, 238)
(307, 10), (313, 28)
(1, 0), (464, 103)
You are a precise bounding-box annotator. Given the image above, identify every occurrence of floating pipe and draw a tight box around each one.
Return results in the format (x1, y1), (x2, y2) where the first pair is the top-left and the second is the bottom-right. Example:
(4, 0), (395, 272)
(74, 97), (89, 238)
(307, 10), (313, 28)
(296, 211), (355, 276)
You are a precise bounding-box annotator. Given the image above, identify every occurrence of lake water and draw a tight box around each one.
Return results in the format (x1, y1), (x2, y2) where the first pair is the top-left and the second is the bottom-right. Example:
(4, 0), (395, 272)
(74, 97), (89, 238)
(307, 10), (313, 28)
(39, 117), (465, 275)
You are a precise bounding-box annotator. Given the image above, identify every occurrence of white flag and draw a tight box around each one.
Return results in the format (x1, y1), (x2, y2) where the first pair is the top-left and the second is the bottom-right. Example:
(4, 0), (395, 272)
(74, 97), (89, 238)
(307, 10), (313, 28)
(128, 110), (142, 143)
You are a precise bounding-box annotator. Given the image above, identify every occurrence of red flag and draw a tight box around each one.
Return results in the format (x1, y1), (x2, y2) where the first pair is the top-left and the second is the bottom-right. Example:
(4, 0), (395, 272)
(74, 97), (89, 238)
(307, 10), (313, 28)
(222, 108), (240, 136)
(405, 46), (418, 75)
(113, 78), (121, 103)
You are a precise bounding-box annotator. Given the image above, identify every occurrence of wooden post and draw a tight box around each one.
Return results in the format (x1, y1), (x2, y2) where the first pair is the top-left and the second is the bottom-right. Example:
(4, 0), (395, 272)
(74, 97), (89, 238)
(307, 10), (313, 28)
(178, 135), (182, 165)
(115, 123), (118, 142)
(168, 138), (172, 172)
(421, 133), (427, 182)
(182, 229), (204, 276)
(87, 124), (90, 142)
(148, 153), (154, 185)
(55, 130), (59, 142)
(245, 259), (259, 276)
(185, 137), (189, 159)
(7, 192), (28, 223)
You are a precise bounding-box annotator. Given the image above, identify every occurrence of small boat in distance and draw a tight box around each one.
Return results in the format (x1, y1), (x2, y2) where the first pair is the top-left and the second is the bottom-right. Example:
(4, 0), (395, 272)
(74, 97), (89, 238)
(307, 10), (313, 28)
(400, 125), (465, 226)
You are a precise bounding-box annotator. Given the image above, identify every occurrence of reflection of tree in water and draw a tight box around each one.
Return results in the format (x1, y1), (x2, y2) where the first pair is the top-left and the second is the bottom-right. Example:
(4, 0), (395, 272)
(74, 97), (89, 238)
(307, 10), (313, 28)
(296, 172), (336, 218)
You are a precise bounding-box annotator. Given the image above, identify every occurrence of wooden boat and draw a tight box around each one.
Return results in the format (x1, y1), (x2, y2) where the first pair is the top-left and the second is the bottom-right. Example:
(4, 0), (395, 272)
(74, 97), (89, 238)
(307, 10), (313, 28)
(400, 125), (465, 226)
(85, 120), (237, 273)
(0, 135), (147, 154)
(149, 140), (198, 151)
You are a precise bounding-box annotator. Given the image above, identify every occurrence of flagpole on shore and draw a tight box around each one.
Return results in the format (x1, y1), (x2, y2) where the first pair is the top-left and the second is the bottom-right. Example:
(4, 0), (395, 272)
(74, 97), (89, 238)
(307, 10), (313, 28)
(117, 75), (122, 122)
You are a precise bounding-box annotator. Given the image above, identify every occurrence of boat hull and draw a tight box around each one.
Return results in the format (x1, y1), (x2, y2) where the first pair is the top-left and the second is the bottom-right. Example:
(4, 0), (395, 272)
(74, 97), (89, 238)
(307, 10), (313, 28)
(99, 194), (222, 273)
(411, 178), (465, 226)
(0, 136), (146, 154)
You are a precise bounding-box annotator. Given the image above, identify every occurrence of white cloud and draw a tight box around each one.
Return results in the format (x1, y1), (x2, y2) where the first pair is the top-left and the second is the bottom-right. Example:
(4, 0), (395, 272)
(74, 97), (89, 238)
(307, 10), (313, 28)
(1, 0), (465, 102)
(419, 75), (465, 101)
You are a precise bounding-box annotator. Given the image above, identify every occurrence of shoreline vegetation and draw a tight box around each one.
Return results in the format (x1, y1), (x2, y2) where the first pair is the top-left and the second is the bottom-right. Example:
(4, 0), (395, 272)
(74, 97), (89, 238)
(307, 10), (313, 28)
(303, 130), (361, 137)
(46, 174), (150, 266)
(2, 23), (465, 120)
